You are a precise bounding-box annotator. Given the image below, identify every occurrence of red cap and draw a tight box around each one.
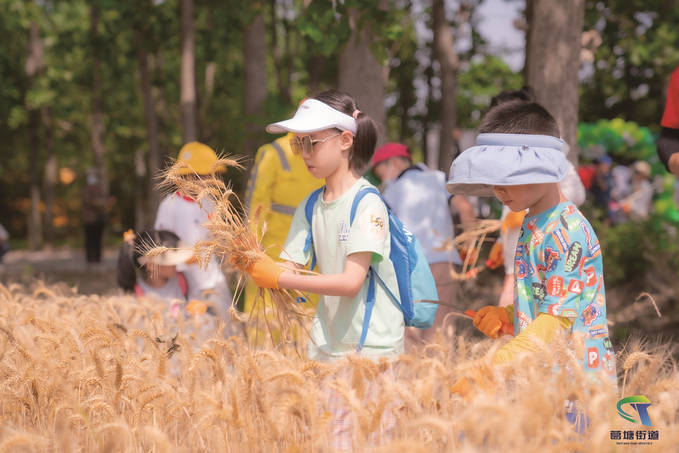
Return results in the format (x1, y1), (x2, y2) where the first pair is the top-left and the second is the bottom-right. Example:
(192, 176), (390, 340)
(371, 143), (411, 167)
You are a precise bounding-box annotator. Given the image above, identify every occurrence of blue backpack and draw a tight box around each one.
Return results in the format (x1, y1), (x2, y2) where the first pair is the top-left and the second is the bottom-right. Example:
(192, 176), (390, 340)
(303, 185), (439, 351)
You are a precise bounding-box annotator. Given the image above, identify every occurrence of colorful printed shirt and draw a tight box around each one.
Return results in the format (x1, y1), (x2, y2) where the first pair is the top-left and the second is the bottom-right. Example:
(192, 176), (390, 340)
(514, 201), (617, 385)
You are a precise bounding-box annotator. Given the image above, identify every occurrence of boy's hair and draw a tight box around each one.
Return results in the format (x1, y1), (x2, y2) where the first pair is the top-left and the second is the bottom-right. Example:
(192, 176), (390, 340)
(489, 86), (534, 108)
(313, 89), (377, 170)
(479, 100), (560, 138)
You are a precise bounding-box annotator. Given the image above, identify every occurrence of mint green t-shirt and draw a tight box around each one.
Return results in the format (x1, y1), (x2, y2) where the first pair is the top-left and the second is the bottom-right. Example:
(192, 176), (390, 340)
(280, 178), (405, 361)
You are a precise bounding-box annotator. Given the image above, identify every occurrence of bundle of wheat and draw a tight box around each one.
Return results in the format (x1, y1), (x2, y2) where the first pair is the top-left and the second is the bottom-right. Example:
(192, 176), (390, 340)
(438, 219), (501, 280)
(148, 157), (313, 353)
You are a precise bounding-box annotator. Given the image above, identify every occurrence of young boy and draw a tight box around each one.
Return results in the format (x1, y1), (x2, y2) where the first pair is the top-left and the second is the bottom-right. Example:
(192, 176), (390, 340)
(447, 101), (617, 388)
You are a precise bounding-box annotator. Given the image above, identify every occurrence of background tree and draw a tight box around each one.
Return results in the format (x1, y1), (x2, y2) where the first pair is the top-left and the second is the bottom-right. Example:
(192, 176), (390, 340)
(579, 0), (679, 127)
(525, 0), (585, 162)
(26, 15), (44, 249)
(243, 3), (269, 169)
(180, 0), (197, 142)
(338, 7), (388, 145)
(432, 0), (459, 172)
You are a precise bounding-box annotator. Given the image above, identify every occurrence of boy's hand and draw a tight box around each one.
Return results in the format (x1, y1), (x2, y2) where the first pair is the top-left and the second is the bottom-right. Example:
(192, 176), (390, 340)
(246, 255), (284, 290)
(472, 306), (513, 338)
(450, 364), (496, 400)
(485, 241), (503, 270)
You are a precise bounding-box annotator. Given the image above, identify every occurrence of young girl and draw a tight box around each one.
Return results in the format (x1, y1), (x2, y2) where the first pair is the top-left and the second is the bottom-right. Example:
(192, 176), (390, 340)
(243, 89), (405, 361)
(242, 89), (401, 449)
(117, 229), (193, 310)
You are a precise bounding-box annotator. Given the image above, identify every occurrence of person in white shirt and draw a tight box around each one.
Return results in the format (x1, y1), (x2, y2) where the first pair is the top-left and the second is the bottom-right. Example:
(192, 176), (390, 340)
(154, 142), (232, 321)
(371, 142), (473, 345)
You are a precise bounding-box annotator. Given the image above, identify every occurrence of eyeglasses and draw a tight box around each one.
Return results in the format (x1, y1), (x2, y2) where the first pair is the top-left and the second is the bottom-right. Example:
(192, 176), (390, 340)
(291, 133), (340, 155)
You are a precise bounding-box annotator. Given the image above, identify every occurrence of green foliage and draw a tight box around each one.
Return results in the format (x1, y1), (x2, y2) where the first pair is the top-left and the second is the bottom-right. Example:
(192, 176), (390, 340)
(577, 119), (657, 164)
(580, 0), (679, 126)
(594, 215), (679, 286)
(456, 55), (523, 129)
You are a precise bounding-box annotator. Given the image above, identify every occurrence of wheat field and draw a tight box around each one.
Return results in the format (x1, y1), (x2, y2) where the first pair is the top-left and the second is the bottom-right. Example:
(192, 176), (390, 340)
(0, 281), (677, 452)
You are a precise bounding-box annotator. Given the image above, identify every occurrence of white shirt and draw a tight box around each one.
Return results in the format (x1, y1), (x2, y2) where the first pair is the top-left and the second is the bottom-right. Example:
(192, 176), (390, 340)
(382, 166), (461, 264)
(154, 193), (230, 305)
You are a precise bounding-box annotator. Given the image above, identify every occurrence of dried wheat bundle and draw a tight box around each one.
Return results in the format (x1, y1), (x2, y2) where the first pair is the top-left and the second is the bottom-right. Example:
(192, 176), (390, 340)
(145, 156), (314, 352)
(439, 219), (501, 281)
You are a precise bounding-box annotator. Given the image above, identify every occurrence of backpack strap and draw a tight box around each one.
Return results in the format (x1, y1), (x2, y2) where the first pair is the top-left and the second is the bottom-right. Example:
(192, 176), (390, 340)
(349, 186), (388, 351)
(358, 268), (377, 351)
(177, 272), (188, 298)
(303, 186), (325, 270)
(349, 186), (382, 225)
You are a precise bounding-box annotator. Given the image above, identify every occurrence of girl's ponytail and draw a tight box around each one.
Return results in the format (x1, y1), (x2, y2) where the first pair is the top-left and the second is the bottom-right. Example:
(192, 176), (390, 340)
(313, 89), (377, 171)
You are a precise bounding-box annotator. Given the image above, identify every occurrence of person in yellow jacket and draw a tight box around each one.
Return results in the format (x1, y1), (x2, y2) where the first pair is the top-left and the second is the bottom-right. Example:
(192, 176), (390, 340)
(243, 133), (324, 342)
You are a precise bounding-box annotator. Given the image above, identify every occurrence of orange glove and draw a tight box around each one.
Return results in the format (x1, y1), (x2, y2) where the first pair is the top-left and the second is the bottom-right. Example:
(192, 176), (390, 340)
(450, 364), (496, 399)
(186, 299), (207, 315)
(485, 241), (503, 270)
(246, 255), (284, 289)
(471, 305), (513, 338)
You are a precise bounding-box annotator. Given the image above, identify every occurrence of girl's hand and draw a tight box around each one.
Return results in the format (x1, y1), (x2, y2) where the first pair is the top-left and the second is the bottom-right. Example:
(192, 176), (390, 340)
(247, 255), (285, 289)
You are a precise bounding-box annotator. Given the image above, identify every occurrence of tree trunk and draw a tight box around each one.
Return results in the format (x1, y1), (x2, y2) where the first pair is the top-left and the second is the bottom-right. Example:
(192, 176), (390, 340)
(43, 107), (56, 244)
(243, 13), (268, 166)
(26, 20), (43, 250)
(525, 0), (584, 164)
(137, 40), (161, 222)
(338, 9), (388, 147)
(432, 0), (459, 173)
(180, 0), (197, 142)
(135, 148), (147, 231)
(90, 6), (109, 198)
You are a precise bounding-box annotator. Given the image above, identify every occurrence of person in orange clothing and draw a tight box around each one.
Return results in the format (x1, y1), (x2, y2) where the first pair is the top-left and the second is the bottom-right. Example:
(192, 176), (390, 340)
(242, 132), (324, 341)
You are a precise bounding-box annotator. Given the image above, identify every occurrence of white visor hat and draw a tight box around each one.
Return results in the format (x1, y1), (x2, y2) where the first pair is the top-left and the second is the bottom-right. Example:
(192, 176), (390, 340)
(266, 99), (357, 134)
(446, 133), (569, 196)
(137, 245), (194, 267)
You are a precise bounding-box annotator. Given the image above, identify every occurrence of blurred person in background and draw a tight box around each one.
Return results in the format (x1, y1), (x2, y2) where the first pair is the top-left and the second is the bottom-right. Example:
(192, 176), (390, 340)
(371, 142), (474, 345)
(81, 168), (111, 263)
(154, 142), (233, 323)
(615, 161), (654, 221)
(0, 222), (9, 262)
(657, 66), (679, 176)
(242, 131), (324, 339)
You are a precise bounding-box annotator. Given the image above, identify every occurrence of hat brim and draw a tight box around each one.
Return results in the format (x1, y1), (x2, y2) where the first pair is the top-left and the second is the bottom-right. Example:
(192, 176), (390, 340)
(175, 164), (227, 175)
(138, 247), (194, 266)
(266, 119), (338, 134)
(446, 182), (495, 196)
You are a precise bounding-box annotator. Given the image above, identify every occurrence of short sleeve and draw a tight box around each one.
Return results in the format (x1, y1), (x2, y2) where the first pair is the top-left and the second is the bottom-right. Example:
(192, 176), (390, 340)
(346, 193), (389, 260)
(536, 228), (587, 318)
(279, 196), (311, 265)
